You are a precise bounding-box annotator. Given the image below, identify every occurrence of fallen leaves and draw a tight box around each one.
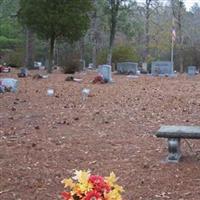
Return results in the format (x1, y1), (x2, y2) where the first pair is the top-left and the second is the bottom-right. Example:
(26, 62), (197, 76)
(1, 72), (200, 199)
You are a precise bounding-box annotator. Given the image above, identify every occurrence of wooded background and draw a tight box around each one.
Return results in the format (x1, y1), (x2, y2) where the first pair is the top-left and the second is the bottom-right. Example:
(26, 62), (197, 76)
(0, 0), (200, 72)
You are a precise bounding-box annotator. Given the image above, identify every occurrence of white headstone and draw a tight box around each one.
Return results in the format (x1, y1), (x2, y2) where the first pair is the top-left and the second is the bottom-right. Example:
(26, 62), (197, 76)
(98, 65), (112, 82)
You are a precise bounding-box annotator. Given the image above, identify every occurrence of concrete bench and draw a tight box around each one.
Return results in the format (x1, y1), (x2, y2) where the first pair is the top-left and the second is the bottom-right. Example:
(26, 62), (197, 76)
(156, 125), (200, 163)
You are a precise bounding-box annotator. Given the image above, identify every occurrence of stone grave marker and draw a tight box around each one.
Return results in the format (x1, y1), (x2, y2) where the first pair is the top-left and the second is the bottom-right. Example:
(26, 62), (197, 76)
(0, 78), (18, 92)
(117, 62), (138, 74)
(98, 65), (112, 83)
(18, 68), (28, 77)
(142, 62), (148, 73)
(151, 61), (173, 76)
(187, 66), (196, 76)
(21, 68), (28, 76)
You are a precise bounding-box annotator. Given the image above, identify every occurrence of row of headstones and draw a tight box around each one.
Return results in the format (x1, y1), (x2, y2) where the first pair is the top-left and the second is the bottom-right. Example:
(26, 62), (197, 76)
(104, 62), (169, 76)
(98, 62), (139, 82)
(98, 62), (198, 82)
(151, 62), (198, 76)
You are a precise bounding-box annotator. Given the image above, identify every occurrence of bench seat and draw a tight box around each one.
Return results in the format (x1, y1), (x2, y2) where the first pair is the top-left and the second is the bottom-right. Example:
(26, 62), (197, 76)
(156, 125), (200, 139)
(156, 125), (200, 163)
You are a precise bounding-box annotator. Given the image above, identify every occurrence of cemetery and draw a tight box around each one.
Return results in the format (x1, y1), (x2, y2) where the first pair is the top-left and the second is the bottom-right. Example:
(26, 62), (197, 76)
(1, 69), (200, 199)
(1, 0), (200, 199)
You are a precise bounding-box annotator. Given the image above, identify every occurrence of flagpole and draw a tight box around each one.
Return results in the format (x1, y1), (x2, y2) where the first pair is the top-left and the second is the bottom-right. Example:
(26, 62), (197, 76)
(171, 17), (175, 73)
(171, 35), (174, 73)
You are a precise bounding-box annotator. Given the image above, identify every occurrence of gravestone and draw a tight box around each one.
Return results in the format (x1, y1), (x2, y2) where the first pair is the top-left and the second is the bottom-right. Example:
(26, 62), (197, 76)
(187, 66), (196, 76)
(34, 61), (42, 69)
(0, 78), (18, 92)
(98, 65), (112, 82)
(18, 68), (28, 78)
(151, 61), (173, 76)
(117, 62), (138, 74)
(47, 89), (54, 96)
(20, 68), (28, 76)
(142, 62), (148, 73)
(82, 88), (90, 100)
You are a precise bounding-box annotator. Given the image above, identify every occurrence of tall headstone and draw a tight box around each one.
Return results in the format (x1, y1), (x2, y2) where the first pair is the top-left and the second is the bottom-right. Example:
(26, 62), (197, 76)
(187, 66), (196, 76)
(151, 61), (173, 76)
(117, 62), (138, 74)
(98, 65), (112, 82)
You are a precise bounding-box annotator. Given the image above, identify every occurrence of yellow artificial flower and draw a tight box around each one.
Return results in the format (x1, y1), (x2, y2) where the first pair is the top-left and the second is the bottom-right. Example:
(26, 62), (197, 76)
(105, 189), (122, 200)
(61, 178), (75, 189)
(72, 185), (83, 197)
(113, 184), (124, 193)
(105, 172), (118, 186)
(73, 170), (90, 184)
(77, 182), (93, 193)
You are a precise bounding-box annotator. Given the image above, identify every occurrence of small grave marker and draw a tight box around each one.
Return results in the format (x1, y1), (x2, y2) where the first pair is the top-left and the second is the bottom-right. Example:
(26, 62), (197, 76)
(47, 89), (54, 96)
(18, 68), (28, 77)
(187, 66), (196, 76)
(82, 88), (90, 100)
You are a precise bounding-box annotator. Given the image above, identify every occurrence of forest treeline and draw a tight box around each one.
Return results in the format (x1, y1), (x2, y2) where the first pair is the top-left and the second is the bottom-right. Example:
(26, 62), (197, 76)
(0, 0), (200, 72)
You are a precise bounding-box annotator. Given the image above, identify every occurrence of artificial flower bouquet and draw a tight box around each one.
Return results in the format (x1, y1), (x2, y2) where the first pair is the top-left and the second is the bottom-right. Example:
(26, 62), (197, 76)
(61, 170), (124, 200)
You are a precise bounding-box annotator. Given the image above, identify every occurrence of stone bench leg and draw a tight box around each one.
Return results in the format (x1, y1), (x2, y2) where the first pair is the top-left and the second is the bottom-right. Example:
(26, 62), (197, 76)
(167, 138), (181, 163)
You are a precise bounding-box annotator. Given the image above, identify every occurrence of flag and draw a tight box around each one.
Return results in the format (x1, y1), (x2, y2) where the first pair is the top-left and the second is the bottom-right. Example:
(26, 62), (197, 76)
(172, 27), (176, 42)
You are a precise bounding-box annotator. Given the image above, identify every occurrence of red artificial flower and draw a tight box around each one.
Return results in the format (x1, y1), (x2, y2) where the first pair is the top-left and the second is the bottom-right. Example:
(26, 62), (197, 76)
(89, 175), (110, 193)
(61, 192), (71, 200)
(84, 190), (101, 200)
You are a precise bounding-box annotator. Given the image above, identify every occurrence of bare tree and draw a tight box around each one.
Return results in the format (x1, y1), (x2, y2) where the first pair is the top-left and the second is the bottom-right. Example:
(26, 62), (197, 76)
(25, 28), (34, 69)
(91, 0), (98, 68)
(143, 0), (159, 62)
(144, 0), (151, 62)
(171, 0), (185, 73)
(107, 0), (122, 65)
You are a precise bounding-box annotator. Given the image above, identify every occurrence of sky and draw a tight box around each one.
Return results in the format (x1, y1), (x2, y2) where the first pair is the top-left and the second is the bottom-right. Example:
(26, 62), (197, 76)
(136, 0), (200, 11)
(184, 0), (200, 10)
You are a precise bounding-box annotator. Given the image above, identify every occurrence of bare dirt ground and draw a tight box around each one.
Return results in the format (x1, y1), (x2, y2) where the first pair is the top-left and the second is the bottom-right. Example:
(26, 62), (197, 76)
(1, 69), (200, 200)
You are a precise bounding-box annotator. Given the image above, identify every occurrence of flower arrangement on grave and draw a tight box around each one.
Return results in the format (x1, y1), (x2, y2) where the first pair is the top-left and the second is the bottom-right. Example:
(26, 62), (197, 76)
(61, 170), (124, 200)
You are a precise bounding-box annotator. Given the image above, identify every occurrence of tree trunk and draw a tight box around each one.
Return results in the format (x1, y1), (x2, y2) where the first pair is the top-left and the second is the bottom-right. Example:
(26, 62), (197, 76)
(48, 36), (55, 73)
(91, 0), (97, 68)
(79, 37), (85, 71)
(107, 48), (112, 66)
(144, 0), (151, 62)
(25, 28), (34, 69)
(178, 1), (184, 73)
(107, 0), (120, 66)
(107, 15), (115, 65)
(92, 41), (97, 68)
(171, 0), (184, 73)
